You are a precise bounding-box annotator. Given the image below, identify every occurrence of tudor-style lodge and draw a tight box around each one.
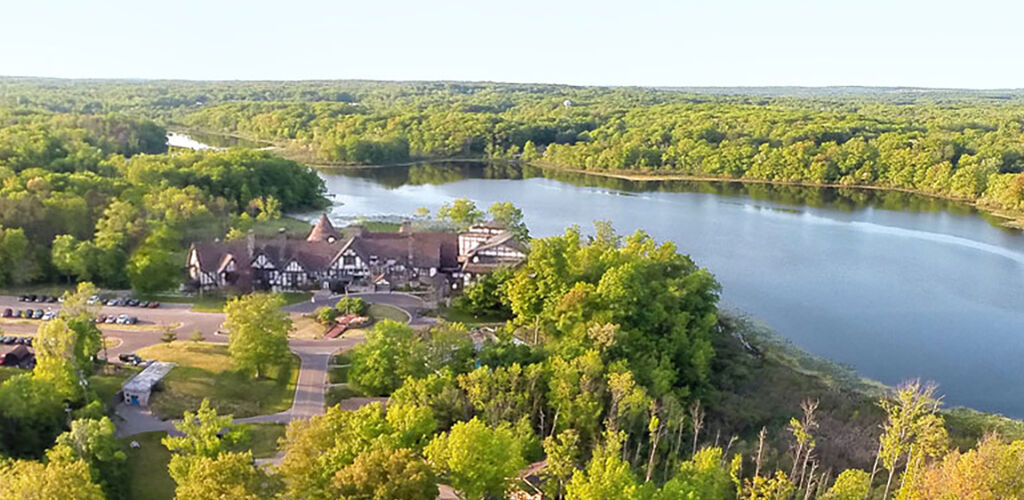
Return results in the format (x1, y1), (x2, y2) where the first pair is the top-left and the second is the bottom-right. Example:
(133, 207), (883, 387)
(186, 215), (527, 294)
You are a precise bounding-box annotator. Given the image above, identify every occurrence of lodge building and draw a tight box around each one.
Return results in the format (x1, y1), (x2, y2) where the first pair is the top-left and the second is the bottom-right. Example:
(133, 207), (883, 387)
(186, 215), (526, 294)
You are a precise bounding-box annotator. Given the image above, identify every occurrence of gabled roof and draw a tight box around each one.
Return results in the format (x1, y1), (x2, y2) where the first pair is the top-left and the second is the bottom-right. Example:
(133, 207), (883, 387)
(306, 214), (340, 242)
(190, 241), (247, 274)
(255, 240), (338, 271)
(337, 231), (458, 269)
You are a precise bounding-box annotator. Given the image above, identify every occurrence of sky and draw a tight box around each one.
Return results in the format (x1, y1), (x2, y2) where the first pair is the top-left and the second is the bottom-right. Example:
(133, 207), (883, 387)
(2, 0), (1022, 88)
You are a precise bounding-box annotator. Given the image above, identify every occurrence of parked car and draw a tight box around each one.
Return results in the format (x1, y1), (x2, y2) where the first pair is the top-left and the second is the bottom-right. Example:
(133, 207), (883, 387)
(127, 316), (138, 325)
(129, 299), (140, 307)
(25, 294), (37, 302)
(104, 316), (116, 324)
(46, 295), (57, 303)
(86, 295), (99, 305)
(42, 311), (56, 321)
(138, 301), (149, 308)
(1, 337), (13, 344)
(116, 314), (129, 324)
(34, 295), (47, 303)
(23, 309), (33, 318)
(147, 301), (160, 309)
(118, 353), (143, 365)
(32, 310), (44, 319)
(95, 315), (106, 323)
(2, 308), (12, 318)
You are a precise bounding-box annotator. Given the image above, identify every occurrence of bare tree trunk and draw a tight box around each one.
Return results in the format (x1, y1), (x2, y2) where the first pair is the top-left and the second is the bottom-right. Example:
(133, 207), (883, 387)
(866, 440), (882, 500)
(802, 462), (818, 500)
(689, 401), (704, 458)
(723, 436), (737, 466)
(645, 421), (662, 482)
(754, 427), (767, 479)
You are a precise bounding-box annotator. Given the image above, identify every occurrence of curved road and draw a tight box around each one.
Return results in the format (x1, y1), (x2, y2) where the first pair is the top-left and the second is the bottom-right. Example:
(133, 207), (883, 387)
(0, 293), (425, 436)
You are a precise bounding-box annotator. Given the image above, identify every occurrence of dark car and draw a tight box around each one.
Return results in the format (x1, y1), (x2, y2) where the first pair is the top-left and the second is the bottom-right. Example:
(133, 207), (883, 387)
(26, 294), (37, 302)
(128, 299), (140, 307)
(126, 316), (138, 325)
(118, 353), (142, 365)
(24, 338), (32, 346)
(2, 308), (12, 318)
(34, 295), (47, 303)
(138, 301), (149, 308)
(23, 309), (33, 318)
(46, 295), (58, 303)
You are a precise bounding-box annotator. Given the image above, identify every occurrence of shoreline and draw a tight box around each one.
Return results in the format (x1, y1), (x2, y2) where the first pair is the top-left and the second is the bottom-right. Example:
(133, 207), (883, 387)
(165, 127), (1024, 230)
(527, 161), (1024, 230)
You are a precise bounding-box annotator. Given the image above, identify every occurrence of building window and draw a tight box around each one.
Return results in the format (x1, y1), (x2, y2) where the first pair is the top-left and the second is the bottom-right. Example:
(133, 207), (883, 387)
(343, 255), (356, 267)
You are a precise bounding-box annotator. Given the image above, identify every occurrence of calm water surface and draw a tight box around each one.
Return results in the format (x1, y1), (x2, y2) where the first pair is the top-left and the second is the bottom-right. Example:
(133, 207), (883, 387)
(310, 162), (1024, 417)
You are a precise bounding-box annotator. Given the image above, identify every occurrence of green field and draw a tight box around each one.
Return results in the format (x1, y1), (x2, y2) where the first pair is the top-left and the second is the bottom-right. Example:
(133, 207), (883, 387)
(135, 342), (298, 419)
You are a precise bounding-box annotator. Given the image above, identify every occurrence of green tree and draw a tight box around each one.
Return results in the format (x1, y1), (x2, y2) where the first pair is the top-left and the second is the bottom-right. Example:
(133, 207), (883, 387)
(162, 399), (246, 486)
(660, 447), (734, 500)
(488, 201), (530, 240)
(224, 293), (292, 378)
(349, 320), (427, 395)
(172, 451), (274, 500)
(565, 431), (639, 500)
(48, 417), (127, 500)
(543, 429), (581, 499)
(424, 417), (525, 500)
(822, 469), (871, 500)
(315, 305), (341, 324)
(336, 297), (368, 315)
(437, 198), (484, 229)
(127, 224), (180, 294)
(333, 446), (439, 500)
(0, 374), (66, 458)
(0, 456), (104, 499)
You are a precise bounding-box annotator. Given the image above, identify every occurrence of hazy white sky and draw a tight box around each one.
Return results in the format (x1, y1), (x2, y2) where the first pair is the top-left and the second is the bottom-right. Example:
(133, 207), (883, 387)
(2, 0), (1021, 88)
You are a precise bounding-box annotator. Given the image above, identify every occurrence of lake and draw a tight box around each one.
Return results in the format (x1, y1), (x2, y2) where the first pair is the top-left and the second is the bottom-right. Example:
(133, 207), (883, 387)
(166, 134), (1024, 416)
(313, 162), (1024, 417)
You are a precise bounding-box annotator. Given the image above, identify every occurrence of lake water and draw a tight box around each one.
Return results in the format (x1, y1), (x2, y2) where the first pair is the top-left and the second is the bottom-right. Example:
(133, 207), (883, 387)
(314, 162), (1024, 417)
(169, 133), (1024, 416)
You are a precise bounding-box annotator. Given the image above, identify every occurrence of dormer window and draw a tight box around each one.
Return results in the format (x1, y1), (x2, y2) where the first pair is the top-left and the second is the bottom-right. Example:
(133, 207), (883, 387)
(327, 235), (336, 244)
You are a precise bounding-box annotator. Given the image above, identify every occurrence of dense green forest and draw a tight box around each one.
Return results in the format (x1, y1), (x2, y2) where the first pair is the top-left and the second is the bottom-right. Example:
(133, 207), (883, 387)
(6, 78), (1022, 216)
(0, 106), (325, 291)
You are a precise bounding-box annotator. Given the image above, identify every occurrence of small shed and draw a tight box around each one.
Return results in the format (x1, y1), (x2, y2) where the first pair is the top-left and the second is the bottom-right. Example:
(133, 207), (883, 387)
(122, 361), (176, 407)
(0, 345), (34, 368)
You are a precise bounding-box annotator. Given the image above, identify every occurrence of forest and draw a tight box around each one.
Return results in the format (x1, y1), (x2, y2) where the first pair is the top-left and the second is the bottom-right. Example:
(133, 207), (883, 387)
(7, 78), (1022, 216)
(0, 105), (326, 291)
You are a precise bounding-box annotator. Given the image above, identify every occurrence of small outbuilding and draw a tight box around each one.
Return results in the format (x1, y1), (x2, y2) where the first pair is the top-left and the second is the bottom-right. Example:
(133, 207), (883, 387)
(122, 361), (176, 407)
(0, 345), (34, 369)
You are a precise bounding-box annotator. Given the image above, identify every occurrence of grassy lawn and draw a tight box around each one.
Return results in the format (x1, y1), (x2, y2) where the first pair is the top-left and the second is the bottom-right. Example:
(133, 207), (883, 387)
(290, 314), (325, 339)
(328, 365), (349, 384)
(88, 365), (139, 410)
(437, 305), (510, 325)
(368, 303), (409, 323)
(143, 291), (312, 313)
(135, 342), (298, 419)
(331, 352), (351, 365)
(122, 431), (175, 500)
(235, 423), (287, 458)
(122, 424), (286, 500)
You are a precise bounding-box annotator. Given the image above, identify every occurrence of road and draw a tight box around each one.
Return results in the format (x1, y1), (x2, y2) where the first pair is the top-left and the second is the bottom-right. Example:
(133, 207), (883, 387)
(0, 292), (427, 436)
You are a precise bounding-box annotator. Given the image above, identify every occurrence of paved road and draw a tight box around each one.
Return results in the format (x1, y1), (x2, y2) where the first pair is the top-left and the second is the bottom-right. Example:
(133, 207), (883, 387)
(0, 292), (426, 436)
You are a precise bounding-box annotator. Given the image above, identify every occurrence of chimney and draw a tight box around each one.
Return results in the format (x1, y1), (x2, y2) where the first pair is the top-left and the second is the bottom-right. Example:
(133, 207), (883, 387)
(246, 230), (255, 260)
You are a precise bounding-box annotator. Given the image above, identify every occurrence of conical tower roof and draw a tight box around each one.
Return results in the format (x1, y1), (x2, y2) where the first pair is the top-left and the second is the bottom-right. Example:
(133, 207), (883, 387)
(306, 214), (340, 242)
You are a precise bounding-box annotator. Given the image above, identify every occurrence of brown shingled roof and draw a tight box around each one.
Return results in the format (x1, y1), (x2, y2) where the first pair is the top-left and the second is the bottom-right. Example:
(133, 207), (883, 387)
(306, 214), (340, 242)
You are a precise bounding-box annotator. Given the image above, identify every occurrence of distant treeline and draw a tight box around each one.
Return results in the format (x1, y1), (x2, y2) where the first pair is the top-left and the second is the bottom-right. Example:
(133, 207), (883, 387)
(4, 79), (1024, 214)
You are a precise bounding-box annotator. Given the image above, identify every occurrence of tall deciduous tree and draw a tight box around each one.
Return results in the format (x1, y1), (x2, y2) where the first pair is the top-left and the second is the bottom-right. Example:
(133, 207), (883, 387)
(333, 446), (438, 500)
(0, 456), (104, 499)
(424, 417), (525, 500)
(162, 399), (246, 487)
(437, 198), (484, 229)
(349, 320), (427, 395)
(48, 417), (128, 500)
(224, 293), (292, 378)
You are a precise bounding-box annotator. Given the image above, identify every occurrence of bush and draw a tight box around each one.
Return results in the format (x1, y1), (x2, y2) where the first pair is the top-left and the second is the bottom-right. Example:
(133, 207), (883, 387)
(314, 306), (340, 325)
(336, 297), (368, 315)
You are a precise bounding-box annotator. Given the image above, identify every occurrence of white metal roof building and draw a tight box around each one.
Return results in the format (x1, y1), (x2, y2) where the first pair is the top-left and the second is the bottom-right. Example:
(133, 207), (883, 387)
(122, 361), (176, 407)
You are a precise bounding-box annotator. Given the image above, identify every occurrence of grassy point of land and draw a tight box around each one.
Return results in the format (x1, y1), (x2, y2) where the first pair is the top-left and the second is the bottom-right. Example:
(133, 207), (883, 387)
(134, 341), (298, 419)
